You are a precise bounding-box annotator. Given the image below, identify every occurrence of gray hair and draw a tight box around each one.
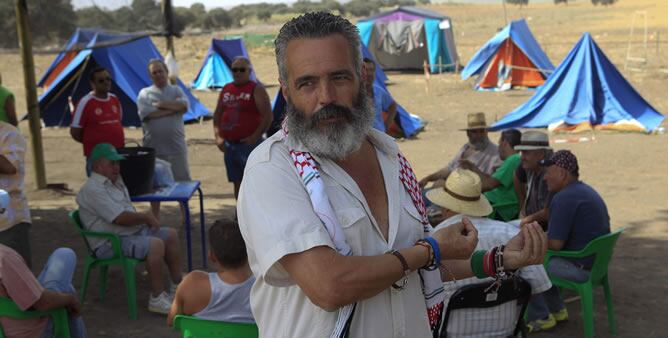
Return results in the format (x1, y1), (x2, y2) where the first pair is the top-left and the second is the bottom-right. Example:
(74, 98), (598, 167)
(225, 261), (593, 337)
(274, 12), (362, 85)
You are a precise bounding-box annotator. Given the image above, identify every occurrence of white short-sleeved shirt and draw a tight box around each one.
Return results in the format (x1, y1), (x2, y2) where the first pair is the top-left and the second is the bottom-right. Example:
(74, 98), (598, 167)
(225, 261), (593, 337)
(0, 122), (30, 231)
(434, 215), (552, 338)
(76, 173), (143, 250)
(238, 129), (432, 338)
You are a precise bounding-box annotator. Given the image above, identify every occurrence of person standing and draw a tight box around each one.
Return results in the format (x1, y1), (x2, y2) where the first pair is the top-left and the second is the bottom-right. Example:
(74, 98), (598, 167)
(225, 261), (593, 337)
(362, 58), (397, 134)
(213, 57), (272, 199)
(137, 59), (190, 219)
(70, 67), (125, 176)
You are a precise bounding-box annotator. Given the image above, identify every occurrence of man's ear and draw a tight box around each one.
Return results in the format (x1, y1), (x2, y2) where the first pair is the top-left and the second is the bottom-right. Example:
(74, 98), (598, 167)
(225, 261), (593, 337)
(280, 78), (289, 99)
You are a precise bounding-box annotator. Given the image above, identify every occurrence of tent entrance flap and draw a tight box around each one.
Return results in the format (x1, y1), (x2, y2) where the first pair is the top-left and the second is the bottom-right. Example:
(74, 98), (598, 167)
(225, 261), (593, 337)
(370, 24), (429, 71)
(478, 39), (546, 89)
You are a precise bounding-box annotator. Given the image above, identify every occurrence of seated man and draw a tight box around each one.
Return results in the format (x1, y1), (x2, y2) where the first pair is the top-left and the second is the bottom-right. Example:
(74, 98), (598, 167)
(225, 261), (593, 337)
(460, 129), (522, 221)
(428, 169), (551, 337)
(168, 219), (254, 326)
(513, 131), (553, 229)
(76, 143), (182, 315)
(0, 245), (87, 338)
(419, 112), (502, 189)
(526, 150), (611, 332)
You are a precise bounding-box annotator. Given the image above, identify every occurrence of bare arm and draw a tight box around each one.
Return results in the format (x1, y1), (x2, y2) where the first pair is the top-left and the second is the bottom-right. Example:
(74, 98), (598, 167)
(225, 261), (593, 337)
(384, 101), (397, 131)
(280, 220), (479, 311)
(0, 155), (17, 175)
(212, 94), (225, 152)
(69, 127), (83, 143)
(459, 159), (499, 192)
(113, 211), (159, 228)
(514, 174), (526, 217)
(4, 96), (18, 126)
(154, 100), (187, 114)
(241, 85), (273, 145)
(32, 290), (81, 316)
(419, 167), (451, 188)
(548, 239), (565, 251)
(143, 108), (179, 121)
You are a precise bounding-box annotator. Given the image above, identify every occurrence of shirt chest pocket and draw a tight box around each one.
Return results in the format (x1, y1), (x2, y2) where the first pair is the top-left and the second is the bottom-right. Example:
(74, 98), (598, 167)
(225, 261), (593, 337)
(334, 207), (368, 255)
(401, 196), (427, 244)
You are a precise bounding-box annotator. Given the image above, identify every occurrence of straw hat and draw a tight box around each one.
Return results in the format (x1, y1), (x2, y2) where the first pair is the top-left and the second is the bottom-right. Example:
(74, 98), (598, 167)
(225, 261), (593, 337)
(426, 169), (492, 217)
(514, 131), (552, 150)
(459, 112), (489, 130)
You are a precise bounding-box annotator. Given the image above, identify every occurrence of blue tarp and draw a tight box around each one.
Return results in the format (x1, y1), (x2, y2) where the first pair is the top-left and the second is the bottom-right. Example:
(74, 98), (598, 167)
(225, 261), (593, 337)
(38, 28), (210, 127)
(461, 19), (554, 81)
(490, 33), (664, 132)
(191, 38), (257, 90)
(269, 44), (423, 138)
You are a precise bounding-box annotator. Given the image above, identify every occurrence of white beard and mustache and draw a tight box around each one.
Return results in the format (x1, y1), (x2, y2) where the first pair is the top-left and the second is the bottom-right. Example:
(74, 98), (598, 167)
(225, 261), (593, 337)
(285, 89), (375, 160)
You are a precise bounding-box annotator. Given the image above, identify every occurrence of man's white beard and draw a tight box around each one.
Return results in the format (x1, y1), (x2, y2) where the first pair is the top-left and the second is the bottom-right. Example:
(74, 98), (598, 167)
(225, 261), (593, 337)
(285, 90), (374, 160)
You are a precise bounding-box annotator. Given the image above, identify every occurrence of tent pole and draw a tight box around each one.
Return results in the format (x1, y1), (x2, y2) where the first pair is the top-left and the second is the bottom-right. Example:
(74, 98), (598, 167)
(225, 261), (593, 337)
(15, 0), (47, 189)
(502, 0), (508, 26)
(162, 0), (175, 56)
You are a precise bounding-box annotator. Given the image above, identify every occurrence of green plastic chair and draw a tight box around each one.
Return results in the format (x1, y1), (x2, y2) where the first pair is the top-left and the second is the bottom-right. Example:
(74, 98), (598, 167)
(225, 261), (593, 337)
(69, 210), (142, 320)
(543, 228), (624, 338)
(173, 315), (258, 338)
(0, 296), (70, 338)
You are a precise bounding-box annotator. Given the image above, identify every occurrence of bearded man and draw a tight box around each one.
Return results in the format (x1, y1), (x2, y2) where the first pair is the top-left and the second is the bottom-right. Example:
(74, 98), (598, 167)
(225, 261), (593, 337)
(237, 12), (547, 338)
(419, 112), (502, 189)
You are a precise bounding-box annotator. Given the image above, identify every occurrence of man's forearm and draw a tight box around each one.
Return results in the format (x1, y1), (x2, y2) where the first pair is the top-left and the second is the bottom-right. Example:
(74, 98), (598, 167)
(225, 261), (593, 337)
(0, 155), (17, 175)
(32, 290), (76, 311)
(282, 245), (430, 311)
(156, 101), (187, 113)
(384, 104), (397, 130)
(113, 211), (150, 226)
(144, 108), (178, 120)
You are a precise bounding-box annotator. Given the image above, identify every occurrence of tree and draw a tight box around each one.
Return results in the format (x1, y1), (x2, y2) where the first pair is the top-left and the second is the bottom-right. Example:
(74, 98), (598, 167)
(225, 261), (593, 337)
(1, 0), (76, 48)
(554, 0), (568, 4)
(203, 8), (234, 30)
(345, 0), (381, 17)
(506, 0), (529, 6)
(418, 0), (431, 4)
(76, 6), (117, 30)
(592, 0), (617, 5)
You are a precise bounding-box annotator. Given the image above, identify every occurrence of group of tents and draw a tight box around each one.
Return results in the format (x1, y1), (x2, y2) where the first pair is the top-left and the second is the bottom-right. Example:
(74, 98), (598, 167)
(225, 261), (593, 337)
(38, 6), (663, 136)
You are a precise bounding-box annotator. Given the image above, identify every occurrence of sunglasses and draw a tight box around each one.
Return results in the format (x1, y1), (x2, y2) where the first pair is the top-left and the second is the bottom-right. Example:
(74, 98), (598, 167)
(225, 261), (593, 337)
(231, 67), (247, 73)
(96, 77), (112, 83)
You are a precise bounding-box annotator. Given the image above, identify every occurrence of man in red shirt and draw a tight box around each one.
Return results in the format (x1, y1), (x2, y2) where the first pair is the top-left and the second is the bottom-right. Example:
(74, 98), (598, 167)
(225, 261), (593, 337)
(70, 67), (125, 176)
(213, 57), (272, 199)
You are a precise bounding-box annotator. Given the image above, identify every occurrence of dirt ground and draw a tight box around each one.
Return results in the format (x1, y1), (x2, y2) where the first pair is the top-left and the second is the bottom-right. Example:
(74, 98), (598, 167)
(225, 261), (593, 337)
(1, 0), (667, 337)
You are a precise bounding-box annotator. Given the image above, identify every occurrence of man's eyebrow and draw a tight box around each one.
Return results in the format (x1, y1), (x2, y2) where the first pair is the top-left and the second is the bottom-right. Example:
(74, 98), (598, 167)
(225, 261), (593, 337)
(294, 75), (318, 85)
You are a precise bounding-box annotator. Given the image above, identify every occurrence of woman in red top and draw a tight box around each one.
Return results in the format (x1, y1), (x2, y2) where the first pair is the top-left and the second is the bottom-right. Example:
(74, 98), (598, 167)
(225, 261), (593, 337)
(213, 57), (272, 199)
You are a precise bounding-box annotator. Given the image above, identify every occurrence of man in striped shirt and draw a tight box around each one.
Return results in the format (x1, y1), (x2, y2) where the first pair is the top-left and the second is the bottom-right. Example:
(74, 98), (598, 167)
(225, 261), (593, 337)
(430, 169), (552, 337)
(70, 67), (125, 176)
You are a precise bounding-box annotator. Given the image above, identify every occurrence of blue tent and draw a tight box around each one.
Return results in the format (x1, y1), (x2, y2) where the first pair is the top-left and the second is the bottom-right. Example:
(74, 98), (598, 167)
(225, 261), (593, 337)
(268, 44), (424, 138)
(38, 28), (210, 127)
(357, 6), (458, 73)
(461, 19), (554, 91)
(191, 38), (258, 90)
(490, 33), (664, 133)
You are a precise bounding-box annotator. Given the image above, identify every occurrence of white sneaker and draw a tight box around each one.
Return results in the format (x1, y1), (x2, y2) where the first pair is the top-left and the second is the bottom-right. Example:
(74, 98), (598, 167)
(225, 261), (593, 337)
(148, 292), (172, 314)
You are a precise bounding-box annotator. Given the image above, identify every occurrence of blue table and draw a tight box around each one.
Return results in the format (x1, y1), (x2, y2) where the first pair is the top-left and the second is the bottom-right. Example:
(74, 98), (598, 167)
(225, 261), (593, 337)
(131, 181), (206, 271)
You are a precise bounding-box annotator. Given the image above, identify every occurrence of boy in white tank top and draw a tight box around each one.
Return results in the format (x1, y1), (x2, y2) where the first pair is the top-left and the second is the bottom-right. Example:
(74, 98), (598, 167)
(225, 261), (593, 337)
(168, 219), (255, 326)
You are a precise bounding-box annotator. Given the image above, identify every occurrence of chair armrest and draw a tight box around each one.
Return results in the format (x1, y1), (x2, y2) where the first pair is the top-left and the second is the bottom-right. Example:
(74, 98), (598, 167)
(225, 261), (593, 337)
(78, 230), (124, 258)
(544, 248), (588, 265)
(0, 296), (66, 319)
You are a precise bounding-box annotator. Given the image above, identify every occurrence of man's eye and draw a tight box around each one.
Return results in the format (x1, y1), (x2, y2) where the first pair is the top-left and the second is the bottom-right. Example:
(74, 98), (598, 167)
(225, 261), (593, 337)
(298, 81), (314, 89)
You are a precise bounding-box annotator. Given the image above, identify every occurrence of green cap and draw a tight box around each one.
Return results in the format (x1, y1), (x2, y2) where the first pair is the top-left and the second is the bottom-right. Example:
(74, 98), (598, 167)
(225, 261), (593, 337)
(90, 143), (125, 162)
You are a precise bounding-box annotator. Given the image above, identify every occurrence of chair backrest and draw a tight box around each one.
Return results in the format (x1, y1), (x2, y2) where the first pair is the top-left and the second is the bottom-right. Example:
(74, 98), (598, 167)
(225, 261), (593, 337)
(173, 315), (258, 338)
(579, 229), (624, 284)
(440, 276), (532, 338)
(68, 210), (96, 257)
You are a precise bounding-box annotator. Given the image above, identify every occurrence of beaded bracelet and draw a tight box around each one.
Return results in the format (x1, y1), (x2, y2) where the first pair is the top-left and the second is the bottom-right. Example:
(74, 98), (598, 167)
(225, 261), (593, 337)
(415, 240), (434, 270)
(424, 237), (441, 268)
(470, 250), (487, 279)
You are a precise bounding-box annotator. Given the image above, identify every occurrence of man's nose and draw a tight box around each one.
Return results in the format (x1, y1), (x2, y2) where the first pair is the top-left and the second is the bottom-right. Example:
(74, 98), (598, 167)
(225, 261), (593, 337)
(316, 81), (337, 110)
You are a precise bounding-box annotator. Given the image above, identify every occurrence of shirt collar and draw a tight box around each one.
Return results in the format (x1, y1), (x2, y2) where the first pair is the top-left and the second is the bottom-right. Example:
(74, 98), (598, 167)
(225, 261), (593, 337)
(89, 172), (125, 188)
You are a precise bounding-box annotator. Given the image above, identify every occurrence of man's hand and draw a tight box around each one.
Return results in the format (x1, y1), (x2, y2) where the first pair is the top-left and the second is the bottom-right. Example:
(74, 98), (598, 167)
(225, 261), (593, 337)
(241, 133), (260, 146)
(215, 137), (225, 153)
(153, 101), (168, 110)
(66, 295), (82, 317)
(419, 173), (436, 189)
(432, 218), (479, 260)
(458, 159), (481, 175)
(503, 222), (547, 270)
(145, 212), (160, 230)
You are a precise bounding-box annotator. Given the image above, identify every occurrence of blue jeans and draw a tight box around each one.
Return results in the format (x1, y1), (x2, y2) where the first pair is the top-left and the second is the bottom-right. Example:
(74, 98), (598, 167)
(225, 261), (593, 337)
(527, 257), (591, 321)
(38, 248), (88, 338)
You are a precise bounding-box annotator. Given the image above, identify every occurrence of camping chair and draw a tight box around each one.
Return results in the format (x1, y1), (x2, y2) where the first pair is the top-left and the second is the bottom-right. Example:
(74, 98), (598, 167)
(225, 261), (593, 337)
(543, 228), (624, 338)
(0, 296), (70, 338)
(68, 210), (142, 320)
(173, 315), (258, 338)
(440, 276), (532, 338)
